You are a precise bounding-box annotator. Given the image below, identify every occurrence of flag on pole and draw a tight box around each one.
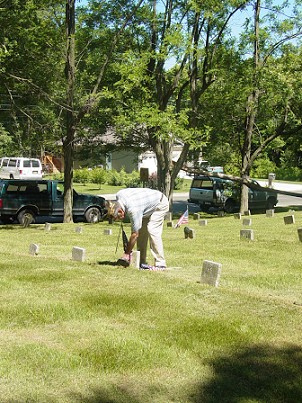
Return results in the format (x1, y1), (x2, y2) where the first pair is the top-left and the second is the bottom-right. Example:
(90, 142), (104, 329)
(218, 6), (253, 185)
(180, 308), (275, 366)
(175, 208), (189, 228)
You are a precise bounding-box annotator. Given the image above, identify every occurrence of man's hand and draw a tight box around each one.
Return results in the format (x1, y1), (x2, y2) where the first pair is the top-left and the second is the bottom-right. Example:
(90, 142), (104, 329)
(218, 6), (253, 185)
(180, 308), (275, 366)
(117, 252), (132, 267)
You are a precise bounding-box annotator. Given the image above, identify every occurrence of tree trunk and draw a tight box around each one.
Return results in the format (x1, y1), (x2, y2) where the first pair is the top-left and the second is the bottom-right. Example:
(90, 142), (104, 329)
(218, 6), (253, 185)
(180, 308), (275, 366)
(240, 0), (260, 214)
(64, 0), (76, 223)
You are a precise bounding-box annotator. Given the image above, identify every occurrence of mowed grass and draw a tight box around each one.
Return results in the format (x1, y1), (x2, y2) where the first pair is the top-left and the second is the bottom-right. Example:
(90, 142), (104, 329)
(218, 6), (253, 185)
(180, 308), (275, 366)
(0, 209), (301, 402)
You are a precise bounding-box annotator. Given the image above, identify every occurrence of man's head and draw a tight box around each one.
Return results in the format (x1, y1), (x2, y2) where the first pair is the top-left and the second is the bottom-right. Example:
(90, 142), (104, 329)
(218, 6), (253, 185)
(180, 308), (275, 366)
(105, 200), (125, 221)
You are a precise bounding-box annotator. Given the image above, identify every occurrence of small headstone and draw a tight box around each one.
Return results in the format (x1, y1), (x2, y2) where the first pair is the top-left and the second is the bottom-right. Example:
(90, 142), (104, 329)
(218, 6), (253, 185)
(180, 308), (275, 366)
(199, 219), (208, 226)
(284, 215), (295, 225)
(234, 213), (242, 220)
(131, 251), (140, 269)
(244, 210), (251, 216)
(193, 213), (200, 220)
(29, 243), (39, 256)
(201, 260), (222, 287)
(167, 221), (173, 227)
(184, 226), (195, 239)
(165, 212), (172, 221)
(266, 209), (274, 217)
(103, 229), (112, 235)
(240, 229), (254, 241)
(22, 214), (32, 228)
(217, 210), (225, 217)
(242, 218), (252, 226)
(72, 247), (86, 262)
(44, 222), (51, 231)
(297, 228), (302, 242)
(75, 226), (83, 234)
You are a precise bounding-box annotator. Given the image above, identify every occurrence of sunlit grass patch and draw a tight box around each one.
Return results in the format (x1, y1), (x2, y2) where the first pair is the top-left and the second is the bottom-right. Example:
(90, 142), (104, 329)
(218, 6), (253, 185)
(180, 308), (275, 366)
(0, 211), (301, 401)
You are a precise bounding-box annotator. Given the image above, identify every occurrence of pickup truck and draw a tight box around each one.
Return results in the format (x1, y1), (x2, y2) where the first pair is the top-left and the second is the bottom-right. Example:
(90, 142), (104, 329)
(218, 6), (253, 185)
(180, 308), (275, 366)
(188, 175), (278, 213)
(0, 179), (106, 224)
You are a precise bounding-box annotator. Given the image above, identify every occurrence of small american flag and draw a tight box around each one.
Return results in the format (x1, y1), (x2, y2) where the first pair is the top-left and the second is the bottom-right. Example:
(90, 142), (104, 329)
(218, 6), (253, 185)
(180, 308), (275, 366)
(175, 208), (189, 228)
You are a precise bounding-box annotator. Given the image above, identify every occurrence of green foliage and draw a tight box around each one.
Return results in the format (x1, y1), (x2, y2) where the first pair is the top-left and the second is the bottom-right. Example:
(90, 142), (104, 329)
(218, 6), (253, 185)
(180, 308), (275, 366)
(106, 168), (128, 186)
(0, 125), (14, 155)
(73, 168), (90, 185)
(173, 177), (184, 190)
(250, 157), (277, 179)
(105, 168), (141, 187)
(90, 167), (108, 188)
(275, 166), (302, 181)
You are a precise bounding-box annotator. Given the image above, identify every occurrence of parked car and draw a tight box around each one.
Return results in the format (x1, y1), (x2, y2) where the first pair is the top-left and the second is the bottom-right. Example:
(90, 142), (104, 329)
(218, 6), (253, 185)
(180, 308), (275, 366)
(188, 175), (278, 213)
(0, 157), (43, 179)
(0, 179), (106, 224)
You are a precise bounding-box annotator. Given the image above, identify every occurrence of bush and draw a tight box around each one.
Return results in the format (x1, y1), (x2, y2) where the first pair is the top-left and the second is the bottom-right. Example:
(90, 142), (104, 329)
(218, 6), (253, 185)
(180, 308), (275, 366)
(124, 170), (141, 187)
(73, 168), (91, 184)
(250, 158), (277, 179)
(275, 166), (302, 181)
(106, 168), (128, 186)
(174, 177), (184, 190)
(90, 168), (107, 188)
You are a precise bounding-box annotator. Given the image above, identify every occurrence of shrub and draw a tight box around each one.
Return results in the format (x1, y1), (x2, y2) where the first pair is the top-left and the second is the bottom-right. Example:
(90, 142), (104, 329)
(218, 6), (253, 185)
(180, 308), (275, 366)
(250, 157), (277, 179)
(73, 168), (91, 184)
(106, 168), (128, 186)
(275, 166), (302, 181)
(90, 168), (107, 188)
(174, 177), (184, 190)
(124, 170), (141, 187)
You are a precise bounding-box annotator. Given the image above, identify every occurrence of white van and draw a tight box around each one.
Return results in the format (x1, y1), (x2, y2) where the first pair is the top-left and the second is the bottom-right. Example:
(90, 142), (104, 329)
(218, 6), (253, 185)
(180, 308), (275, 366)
(0, 157), (43, 179)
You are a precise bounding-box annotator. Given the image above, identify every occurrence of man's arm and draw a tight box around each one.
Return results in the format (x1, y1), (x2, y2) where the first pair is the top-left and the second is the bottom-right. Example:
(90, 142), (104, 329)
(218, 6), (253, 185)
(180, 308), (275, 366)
(122, 231), (139, 259)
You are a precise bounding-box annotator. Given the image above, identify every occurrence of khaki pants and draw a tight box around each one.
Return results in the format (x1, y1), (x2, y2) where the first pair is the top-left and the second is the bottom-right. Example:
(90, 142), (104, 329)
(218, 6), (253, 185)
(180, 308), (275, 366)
(137, 196), (169, 267)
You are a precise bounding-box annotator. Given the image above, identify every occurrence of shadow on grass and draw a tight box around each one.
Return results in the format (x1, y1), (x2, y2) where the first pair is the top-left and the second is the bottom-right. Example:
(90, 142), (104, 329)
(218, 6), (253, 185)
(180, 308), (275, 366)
(193, 343), (302, 402)
(97, 260), (121, 266)
(69, 344), (302, 402)
(71, 388), (141, 403)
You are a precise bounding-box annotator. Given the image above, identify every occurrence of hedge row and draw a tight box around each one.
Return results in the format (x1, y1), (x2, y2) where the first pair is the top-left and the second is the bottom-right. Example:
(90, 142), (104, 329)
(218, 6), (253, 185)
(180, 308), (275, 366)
(53, 167), (184, 189)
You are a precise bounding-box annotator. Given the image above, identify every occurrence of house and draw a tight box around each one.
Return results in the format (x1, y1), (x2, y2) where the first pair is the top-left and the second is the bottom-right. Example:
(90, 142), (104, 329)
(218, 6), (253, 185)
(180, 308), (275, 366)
(106, 145), (186, 176)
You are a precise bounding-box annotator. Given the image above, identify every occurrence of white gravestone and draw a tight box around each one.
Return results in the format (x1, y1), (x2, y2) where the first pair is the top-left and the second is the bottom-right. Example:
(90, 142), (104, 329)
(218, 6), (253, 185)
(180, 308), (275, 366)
(240, 229), (254, 241)
(72, 247), (86, 262)
(201, 260), (222, 287)
(29, 243), (39, 256)
(131, 251), (140, 269)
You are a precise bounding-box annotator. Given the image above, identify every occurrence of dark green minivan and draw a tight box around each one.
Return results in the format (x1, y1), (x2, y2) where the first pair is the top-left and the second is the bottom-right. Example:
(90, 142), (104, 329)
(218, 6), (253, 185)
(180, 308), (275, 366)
(0, 179), (106, 224)
(188, 175), (278, 213)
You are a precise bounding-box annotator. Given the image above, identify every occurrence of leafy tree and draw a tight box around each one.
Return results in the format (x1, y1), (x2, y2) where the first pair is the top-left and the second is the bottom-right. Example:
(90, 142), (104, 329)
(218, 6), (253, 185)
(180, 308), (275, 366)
(0, 0), (66, 157)
(237, 0), (302, 212)
(112, 0), (249, 200)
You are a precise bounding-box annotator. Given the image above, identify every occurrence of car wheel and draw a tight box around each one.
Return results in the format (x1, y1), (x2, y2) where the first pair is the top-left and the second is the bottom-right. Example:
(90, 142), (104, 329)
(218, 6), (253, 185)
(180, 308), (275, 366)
(266, 197), (276, 210)
(224, 198), (236, 214)
(85, 207), (101, 223)
(17, 209), (35, 225)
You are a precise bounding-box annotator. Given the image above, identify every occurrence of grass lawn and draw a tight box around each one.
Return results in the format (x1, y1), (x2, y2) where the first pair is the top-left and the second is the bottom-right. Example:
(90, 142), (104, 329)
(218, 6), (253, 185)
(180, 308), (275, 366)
(0, 208), (301, 402)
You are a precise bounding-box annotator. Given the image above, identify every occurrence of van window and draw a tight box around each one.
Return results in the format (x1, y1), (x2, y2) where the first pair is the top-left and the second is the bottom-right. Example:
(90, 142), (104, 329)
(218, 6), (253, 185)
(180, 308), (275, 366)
(2, 159), (9, 167)
(8, 159), (17, 167)
(23, 159), (31, 168)
(32, 160), (40, 168)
